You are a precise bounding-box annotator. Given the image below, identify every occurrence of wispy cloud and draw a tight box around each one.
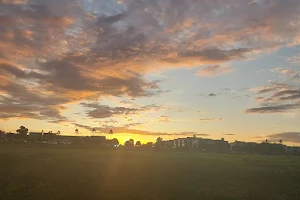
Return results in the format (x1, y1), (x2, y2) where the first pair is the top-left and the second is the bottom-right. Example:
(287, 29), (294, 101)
(199, 118), (223, 122)
(158, 116), (171, 123)
(196, 65), (233, 77)
(223, 133), (235, 136)
(288, 55), (300, 64)
(73, 123), (207, 138)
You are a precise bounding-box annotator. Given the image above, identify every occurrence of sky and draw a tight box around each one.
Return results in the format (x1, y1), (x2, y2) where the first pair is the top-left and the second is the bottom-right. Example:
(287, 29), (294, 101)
(0, 0), (300, 145)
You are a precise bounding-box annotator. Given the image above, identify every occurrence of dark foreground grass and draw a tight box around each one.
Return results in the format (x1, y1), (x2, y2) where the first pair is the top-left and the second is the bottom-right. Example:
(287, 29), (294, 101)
(1, 144), (300, 200)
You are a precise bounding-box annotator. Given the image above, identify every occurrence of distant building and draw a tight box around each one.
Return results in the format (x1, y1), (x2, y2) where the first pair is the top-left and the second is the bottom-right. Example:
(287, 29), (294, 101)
(285, 146), (300, 155)
(28, 132), (42, 142)
(5, 132), (17, 141)
(85, 136), (106, 146)
(0, 130), (5, 140)
(162, 137), (230, 153)
(162, 140), (175, 149)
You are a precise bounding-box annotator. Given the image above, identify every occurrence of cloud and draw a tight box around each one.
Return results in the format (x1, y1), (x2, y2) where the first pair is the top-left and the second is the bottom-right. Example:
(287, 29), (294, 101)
(80, 102), (164, 119)
(247, 68), (300, 114)
(288, 55), (300, 64)
(199, 118), (223, 122)
(267, 132), (300, 144)
(223, 133), (235, 136)
(270, 67), (300, 81)
(245, 103), (300, 114)
(2, 0), (300, 122)
(73, 123), (205, 138)
(158, 116), (171, 123)
(123, 122), (145, 128)
(0, 79), (68, 122)
(196, 65), (233, 77)
(208, 93), (217, 97)
(180, 132), (209, 137)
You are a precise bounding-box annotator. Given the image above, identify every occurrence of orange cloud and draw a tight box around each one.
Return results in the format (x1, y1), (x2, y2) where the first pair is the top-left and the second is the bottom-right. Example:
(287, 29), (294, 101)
(196, 65), (233, 77)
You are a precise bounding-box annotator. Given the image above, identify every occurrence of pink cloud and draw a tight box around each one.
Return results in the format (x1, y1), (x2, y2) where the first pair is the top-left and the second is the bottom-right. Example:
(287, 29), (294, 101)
(196, 65), (233, 77)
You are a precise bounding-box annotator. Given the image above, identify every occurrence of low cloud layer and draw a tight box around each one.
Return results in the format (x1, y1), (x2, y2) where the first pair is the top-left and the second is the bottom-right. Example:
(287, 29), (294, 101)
(74, 123), (209, 138)
(267, 132), (300, 144)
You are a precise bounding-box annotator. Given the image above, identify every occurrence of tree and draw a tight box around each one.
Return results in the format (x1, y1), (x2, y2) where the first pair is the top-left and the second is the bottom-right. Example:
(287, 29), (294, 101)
(75, 129), (79, 136)
(110, 138), (119, 147)
(57, 131), (61, 135)
(155, 137), (163, 149)
(145, 142), (154, 148)
(279, 140), (283, 144)
(91, 128), (96, 136)
(124, 139), (134, 148)
(129, 138), (134, 144)
(135, 141), (142, 147)
(16, 126), (28, 136)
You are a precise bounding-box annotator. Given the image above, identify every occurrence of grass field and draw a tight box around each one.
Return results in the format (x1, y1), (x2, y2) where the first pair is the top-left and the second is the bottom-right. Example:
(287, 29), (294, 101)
(1, 144), (300, 200)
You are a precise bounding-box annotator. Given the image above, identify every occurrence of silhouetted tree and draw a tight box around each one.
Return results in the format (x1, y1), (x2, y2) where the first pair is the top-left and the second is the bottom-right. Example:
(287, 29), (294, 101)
(16, 126), (28, 140)
(91, 128), (96, 136)
(279, 140), (283, 144)
(75, 129), (79, 136)
(57, 131), (61, 135)
(155, 137), (163, 149)
(135, 141), (142, 147)
(110, 138), (119, 147)
(145, 142), (154, 148)
(124, 139), (134, 148)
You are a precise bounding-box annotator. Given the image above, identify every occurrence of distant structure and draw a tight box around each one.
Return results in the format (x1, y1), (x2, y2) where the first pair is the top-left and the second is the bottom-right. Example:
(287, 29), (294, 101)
(1, 129), (300, 156)
(160, 137), (300, 156)
(162, 137), (230, 153)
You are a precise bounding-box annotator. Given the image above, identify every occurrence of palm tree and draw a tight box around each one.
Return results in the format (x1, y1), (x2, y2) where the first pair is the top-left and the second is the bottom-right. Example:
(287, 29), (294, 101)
(91, 128), (96, 136)
(279, 140), (283, 144)
(108, 129), (113, 140)
(75, 129), (79, 136)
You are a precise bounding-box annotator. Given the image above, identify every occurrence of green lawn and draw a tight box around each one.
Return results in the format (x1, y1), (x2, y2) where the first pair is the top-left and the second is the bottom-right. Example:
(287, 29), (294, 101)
(1, 144), (300, 200)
